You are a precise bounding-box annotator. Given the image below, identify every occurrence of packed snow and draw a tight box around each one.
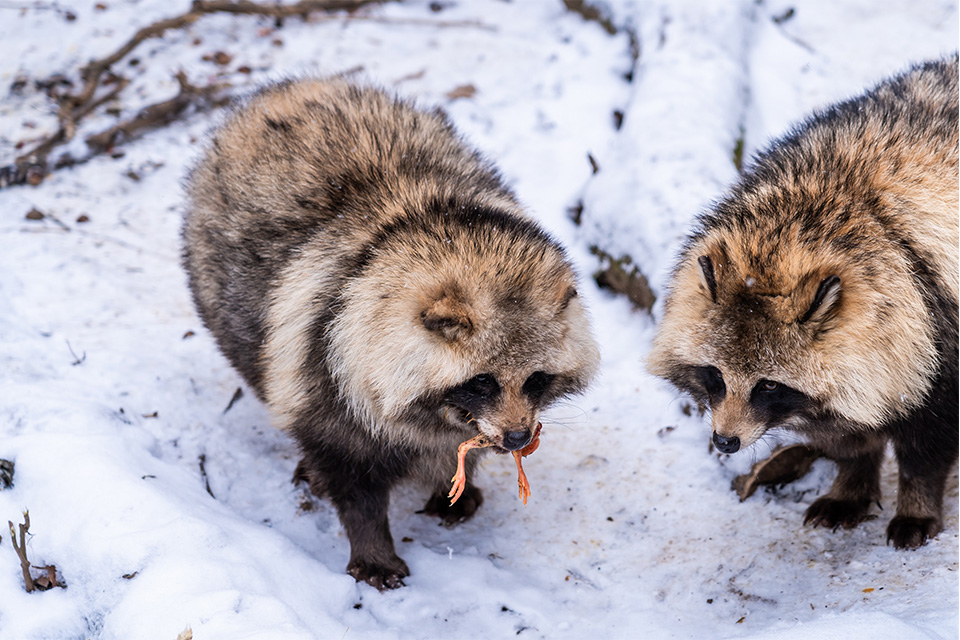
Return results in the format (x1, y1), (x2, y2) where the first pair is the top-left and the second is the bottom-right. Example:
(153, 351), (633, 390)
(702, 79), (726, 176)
(0, 0), (957, 638)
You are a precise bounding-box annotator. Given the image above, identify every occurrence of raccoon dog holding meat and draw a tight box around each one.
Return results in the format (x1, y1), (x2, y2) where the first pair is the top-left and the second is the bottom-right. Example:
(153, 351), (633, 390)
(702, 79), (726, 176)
(648, 56), (958, 549)
(182, 78), (600, 588)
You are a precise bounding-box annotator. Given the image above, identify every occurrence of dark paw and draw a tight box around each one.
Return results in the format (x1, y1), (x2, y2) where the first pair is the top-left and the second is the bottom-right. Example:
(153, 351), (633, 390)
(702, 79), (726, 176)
(420, 486), (484, 526)
(347, 556), (410, 591)
(804, 497), (875, 530)
(886, 516), (941, 550)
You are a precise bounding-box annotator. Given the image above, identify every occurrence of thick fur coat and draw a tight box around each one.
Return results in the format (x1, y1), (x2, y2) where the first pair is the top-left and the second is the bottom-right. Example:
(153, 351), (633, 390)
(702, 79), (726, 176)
(648, 56), (959, 549)
(182, 78), (599, 588)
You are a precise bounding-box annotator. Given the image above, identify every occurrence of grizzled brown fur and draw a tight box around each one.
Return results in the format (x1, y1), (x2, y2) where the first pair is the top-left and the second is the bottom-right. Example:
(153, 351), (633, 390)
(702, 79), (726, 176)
(182, 78), (599, 588)
(648, 56), (958, 549)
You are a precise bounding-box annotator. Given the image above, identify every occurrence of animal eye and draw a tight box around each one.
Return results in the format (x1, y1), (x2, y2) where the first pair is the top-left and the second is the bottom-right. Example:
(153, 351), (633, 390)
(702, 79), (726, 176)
(698, 366), (725, 395)
(522, 371), (555, 400)
(758, 380), (779, 393)
(464, 374), (499, 398)
(749, 379), (809, 414)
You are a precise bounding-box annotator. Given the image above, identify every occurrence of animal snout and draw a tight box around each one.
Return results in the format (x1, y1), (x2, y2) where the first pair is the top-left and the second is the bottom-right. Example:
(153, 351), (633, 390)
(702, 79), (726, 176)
(501, 429), (532, 451)
(712, 432), (741, 454)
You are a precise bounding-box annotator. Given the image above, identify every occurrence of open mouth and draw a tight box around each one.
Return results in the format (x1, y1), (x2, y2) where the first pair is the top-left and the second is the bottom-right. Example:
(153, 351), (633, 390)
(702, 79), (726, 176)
(445, 407), (511, 452)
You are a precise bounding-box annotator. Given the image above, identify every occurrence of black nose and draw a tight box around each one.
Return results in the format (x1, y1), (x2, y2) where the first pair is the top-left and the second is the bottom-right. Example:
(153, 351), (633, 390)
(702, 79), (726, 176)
(713, 432), (741, 454)
(502, 429), (532, 451)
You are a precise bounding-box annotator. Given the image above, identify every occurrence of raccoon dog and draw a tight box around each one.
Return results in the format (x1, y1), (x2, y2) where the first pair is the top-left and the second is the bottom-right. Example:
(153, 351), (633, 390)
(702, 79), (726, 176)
(648, 56), (958, 549)
(182, 78), (600, 588)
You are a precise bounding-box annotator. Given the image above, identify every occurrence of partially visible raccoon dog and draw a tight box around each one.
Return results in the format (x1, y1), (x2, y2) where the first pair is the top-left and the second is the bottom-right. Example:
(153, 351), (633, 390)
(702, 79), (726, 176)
(182, 78), (600, 588)
(648, 56), (959, 550)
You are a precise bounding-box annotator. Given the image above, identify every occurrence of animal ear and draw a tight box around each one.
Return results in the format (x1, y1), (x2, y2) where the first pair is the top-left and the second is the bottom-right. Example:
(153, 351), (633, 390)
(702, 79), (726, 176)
(800, 275), (841, 324)
(421, 295), (474, 340)
(697, 255), (718, 303)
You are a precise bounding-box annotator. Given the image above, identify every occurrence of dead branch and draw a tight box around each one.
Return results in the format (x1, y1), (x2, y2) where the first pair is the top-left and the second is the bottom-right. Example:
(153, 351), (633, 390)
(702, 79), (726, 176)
(198, 454), (216, 499)
(85, 72), (230, 153)
(1, 0), (388, 190)
(9, 511), (35, 592)
(223, 386), (244, 414)
(39, 73), (230, 176)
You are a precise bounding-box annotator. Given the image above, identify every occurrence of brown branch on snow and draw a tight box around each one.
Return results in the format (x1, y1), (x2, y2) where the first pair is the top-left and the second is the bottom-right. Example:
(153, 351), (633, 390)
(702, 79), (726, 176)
(9, 511), (35, 592)
(7, 511), (66, 592)
(84, 71), (230, 153)
(0, 0), (388, 190)
(41, 71), (231, 176)
(198, 454), (216, 499)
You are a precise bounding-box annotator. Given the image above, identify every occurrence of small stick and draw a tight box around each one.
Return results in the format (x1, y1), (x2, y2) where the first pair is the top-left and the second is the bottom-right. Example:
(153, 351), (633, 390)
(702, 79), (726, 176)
(84, 72), (229, 153)
(66, 339), (86, 366)
(198, 454), (216, 499)
(9, 511), (35, 592)
(223, 386), (244, 414)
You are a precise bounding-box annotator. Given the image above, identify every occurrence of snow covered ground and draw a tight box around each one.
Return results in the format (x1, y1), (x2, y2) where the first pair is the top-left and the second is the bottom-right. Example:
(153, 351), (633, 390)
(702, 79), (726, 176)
(0, 0), (957, 638)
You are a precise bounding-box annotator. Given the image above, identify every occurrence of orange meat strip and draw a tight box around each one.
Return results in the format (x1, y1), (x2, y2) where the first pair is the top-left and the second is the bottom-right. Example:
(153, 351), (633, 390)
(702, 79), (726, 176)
(448, 423), (542, 506)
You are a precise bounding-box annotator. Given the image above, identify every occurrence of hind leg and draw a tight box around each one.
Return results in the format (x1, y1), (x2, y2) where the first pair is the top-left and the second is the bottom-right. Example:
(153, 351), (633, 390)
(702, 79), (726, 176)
(804, 432), (885, 530)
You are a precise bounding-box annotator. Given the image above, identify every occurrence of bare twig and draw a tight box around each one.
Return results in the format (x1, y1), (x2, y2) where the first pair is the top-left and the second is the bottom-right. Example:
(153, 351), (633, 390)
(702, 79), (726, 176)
(84, 72), (230, 153)
(198, 454), (216, 499)
(66, 339), (86, 366)
(9, 511), (35, 592)
(223, 386), (244, 414)
(562, 0), (617, 35)
(1, 0), (389, 189)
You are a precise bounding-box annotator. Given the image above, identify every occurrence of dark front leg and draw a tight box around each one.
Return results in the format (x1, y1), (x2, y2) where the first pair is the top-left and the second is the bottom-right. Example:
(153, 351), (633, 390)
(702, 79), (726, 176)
(804, 432), (886, 531)
(886, 466), (949, 549)
(296, 448), (411, 590)
(887, 401), (959, 549)
(335, 485), (409, 589)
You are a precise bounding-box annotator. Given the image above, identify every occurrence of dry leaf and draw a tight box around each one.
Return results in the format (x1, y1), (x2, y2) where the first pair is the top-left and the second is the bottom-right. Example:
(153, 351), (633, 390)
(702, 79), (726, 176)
(445, 84), (477, 100)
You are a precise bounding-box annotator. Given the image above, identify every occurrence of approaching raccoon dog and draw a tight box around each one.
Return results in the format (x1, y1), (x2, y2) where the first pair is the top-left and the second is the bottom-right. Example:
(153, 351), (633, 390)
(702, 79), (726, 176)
(182, 78), (599, 588)
(648, 56), (959, 549)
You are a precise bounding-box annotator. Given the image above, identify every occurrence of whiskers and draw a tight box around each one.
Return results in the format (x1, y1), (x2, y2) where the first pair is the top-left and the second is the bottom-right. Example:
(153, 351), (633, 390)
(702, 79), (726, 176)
(746, 429), (810, 464)
(539, 400), (592, 433)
